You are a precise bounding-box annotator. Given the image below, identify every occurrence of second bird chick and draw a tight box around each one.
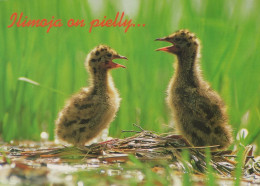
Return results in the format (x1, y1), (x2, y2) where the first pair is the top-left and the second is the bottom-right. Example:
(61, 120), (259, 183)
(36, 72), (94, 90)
(156, 30), (233, 149)
(55, 45), (127, 147)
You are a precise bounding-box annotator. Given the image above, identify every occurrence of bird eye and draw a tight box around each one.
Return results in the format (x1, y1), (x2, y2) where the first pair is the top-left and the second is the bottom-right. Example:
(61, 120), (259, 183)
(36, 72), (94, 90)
(107, 53), (112, 57)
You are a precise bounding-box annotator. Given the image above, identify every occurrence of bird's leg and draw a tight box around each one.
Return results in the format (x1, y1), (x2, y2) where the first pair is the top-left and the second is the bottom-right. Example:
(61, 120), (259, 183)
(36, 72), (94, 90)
(166, 134), (192, 147)
(98, 138), (119, 145)
(76, 142), (87, 150)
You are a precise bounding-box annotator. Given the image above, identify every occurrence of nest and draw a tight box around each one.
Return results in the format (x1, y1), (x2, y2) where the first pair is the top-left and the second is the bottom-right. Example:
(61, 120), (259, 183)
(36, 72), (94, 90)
(18, 124), (259, 178)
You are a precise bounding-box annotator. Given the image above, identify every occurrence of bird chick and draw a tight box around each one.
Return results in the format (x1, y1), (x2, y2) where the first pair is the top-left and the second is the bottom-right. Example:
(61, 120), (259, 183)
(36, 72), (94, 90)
(156, 29), (233, 149)
(55, 45), (127, 147)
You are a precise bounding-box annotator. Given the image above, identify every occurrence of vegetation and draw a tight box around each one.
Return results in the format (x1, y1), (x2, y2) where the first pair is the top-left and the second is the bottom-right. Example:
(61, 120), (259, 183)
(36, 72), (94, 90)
(0, 0), (260, 155)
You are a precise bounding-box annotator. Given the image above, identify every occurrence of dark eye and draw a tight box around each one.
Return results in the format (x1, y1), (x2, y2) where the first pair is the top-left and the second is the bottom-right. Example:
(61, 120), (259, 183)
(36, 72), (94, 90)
(91, 59), (96, 62)
(95, 51), (100, 56)
(107, 53), (112, 57)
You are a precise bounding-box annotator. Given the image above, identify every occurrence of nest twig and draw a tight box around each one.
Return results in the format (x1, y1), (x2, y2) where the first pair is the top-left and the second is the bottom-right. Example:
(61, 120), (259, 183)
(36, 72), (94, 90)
(6, 125), (259, 178)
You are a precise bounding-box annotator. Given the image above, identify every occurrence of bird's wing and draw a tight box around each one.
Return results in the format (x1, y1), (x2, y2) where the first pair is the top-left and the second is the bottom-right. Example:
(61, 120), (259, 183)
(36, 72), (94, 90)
(180, 88), (224, 121)
(58, 89), (103, 128)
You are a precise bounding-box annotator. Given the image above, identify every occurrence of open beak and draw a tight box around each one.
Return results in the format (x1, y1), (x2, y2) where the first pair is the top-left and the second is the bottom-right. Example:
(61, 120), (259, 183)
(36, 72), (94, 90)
(107, 54), (127, 69)
(155, 37), (178, 53)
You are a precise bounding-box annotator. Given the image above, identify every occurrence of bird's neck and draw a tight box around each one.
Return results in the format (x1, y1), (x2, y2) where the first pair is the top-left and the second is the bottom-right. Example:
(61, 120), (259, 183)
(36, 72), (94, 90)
(90, 70), (115, 94)
(173, 52), (202, 87)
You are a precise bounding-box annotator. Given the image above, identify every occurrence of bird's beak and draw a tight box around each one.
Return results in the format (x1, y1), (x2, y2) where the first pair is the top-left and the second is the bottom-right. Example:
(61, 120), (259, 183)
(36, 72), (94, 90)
(113, 55), (128, 60)
(155, 37), (169, 42)
(155, 37), (178, 53)
(108, 55), (128, 69)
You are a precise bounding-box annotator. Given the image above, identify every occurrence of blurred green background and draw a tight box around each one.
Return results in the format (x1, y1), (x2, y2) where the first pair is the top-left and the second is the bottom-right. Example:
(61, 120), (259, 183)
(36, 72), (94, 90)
(0, 0), (260, 152)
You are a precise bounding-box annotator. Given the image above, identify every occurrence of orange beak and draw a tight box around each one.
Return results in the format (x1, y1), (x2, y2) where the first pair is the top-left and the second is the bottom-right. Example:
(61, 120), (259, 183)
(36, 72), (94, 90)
(107, 55), (127, 69)
(155, 37), (178, 54)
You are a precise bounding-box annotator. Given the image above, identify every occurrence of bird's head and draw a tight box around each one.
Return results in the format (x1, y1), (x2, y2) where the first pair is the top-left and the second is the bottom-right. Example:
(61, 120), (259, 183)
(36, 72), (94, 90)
(155, 29), (199, 56)
(86, 45), (127, 73)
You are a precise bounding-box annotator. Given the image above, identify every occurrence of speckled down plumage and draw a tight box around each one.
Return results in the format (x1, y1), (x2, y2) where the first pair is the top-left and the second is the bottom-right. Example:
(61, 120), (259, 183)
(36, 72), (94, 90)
(156, 30), (233, 149)
(55, 45), (126, 147)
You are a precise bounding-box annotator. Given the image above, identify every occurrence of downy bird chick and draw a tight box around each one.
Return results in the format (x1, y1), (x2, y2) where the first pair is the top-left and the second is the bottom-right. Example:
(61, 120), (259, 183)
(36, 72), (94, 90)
(156, 29), (233, 149)
(55, 45), (127, 147)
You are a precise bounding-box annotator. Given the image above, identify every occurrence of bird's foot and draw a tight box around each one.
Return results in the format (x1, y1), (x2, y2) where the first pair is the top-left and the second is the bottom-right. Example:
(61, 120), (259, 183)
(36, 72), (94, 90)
(98, 138), (119, 145)
(166, 134), (192, 147)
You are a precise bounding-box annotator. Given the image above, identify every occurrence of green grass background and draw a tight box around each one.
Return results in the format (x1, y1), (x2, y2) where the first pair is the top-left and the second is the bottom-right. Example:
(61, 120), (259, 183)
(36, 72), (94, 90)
(0, 0), (260, 152)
